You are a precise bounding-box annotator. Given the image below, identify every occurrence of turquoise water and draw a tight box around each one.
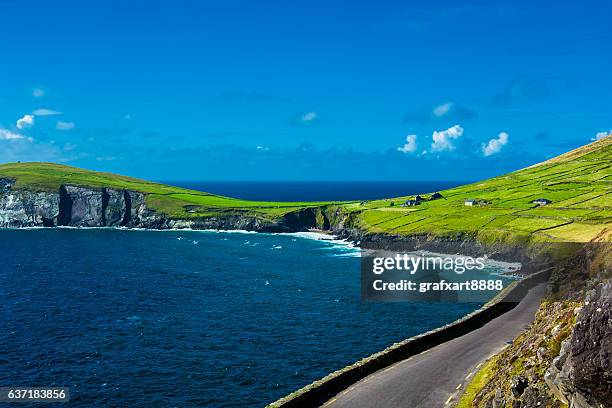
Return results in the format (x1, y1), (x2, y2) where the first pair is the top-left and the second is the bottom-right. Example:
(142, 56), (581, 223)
(1, 229), (489, 407)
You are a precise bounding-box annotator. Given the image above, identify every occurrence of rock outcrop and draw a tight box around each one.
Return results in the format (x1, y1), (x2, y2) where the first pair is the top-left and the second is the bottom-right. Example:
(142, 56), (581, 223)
(0, 179), (167, 229)
(470, 235), (611, 408)
(62, 185), (105, 227)
(103, 188), (125, 226)
(0, 178), (60, 227)
(545, 279), (612, 408)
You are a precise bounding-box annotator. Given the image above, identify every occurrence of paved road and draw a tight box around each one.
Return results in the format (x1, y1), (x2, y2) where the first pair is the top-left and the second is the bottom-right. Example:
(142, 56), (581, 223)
(323, 284), (547, 408)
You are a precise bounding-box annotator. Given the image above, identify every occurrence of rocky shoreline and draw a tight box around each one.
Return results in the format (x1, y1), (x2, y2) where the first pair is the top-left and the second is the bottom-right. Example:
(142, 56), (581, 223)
(1, 178), (545, 268)
(1, 178), (549, 267)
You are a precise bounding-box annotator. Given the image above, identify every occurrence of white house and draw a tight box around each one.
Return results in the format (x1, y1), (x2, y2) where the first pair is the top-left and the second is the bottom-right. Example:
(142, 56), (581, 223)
(464, 199), (477, 206)
(403, 199), (419, 207)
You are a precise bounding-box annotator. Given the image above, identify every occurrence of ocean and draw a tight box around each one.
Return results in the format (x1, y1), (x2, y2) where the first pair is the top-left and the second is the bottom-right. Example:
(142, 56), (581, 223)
(0, 228), (514, 407)
(163, 181), (468, 201)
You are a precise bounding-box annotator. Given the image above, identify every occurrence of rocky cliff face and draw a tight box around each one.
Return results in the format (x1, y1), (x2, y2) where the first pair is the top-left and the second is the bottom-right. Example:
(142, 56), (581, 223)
(61, 185), (105, 227)
(0, 178), (344, 232)
(103, 188), (126, 226)
(545, 279), (612, 408)
(0, 178), (60, 227)
(0, 178), (167, 229)
(470, 237), (611, 408)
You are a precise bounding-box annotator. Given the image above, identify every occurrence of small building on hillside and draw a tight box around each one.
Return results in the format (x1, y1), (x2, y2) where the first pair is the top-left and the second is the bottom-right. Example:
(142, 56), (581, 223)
(402, 199), (419, 207)
(532, 198), (552, 206)
(415, 194), (425, 202)
(464, 199), (477, 206)
(429, 192), (443, 200)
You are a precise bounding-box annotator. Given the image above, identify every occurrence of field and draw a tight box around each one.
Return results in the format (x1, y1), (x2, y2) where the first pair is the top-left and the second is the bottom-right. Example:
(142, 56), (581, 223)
(350, 136), (612, 242)
(1, 136), (610, 241)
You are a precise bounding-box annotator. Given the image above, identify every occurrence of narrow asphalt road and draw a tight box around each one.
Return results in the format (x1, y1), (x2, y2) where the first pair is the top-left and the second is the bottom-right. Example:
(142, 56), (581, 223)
(323, 283), (548, 408)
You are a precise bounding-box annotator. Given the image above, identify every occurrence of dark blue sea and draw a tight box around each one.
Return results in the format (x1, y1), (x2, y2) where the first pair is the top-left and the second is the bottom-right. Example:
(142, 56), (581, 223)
(164, 181), (467, 201)
(0, 228), (507, 407)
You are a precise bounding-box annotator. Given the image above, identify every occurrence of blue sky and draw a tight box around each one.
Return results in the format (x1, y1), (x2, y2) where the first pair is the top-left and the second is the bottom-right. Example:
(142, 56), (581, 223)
(0, 0), (610, 181)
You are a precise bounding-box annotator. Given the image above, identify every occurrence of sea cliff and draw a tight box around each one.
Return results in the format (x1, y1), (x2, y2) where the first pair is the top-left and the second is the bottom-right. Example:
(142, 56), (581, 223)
(0, 177), (342, 232)
(0, 178), (157, 228)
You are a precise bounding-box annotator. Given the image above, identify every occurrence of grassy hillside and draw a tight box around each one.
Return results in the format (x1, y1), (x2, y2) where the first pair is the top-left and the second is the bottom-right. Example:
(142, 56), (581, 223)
(0, 135), (610, 241)
(0, 162), (341, 219)
(348, 135), (611, 243)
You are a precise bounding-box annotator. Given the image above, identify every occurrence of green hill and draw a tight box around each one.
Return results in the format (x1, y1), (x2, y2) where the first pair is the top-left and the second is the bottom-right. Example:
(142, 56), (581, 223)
(0, 162), (339, 219)
(0, 135), (610, 242)
(348, 135), (611, 243)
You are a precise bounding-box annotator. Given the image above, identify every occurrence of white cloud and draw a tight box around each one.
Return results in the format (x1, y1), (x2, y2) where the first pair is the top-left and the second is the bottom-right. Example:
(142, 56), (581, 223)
(592, 130), (610, 141)
(432, 102), (453, 117)
(0, 129), (32, 141)
(301, 111), (317, 122)
(482, 132), (509, 156)
(256, 145), (269, 151)
(397, 134), (418, 153)
(16, 114), (35, 129)
(56, 121), (75, 130)
(32, 108), (62, 116)
(0, 133), (79, 163)
(430, 124), (464, 152)
(32, 88), (44, 97)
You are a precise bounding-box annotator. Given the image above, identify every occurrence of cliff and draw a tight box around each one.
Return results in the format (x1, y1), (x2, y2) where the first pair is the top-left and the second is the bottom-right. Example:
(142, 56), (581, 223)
(460, 233), (611, 408)
(0, 176), (344, 232)
(0, 178), (158, 228)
